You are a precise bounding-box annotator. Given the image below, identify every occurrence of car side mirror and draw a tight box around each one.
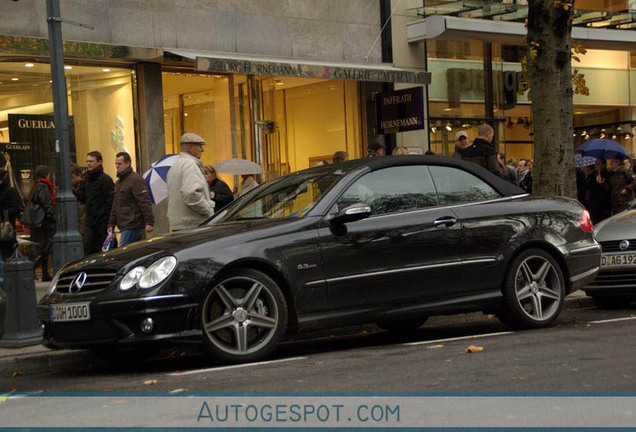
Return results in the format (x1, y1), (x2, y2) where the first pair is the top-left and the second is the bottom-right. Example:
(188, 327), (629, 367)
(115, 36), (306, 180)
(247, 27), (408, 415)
(330, 203), (372, 225)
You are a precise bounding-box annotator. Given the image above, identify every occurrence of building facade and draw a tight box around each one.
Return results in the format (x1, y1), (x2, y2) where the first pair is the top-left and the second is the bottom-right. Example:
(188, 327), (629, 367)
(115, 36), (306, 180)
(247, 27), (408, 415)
(1, 0), (431, 233)
(399, 0), (636, 162)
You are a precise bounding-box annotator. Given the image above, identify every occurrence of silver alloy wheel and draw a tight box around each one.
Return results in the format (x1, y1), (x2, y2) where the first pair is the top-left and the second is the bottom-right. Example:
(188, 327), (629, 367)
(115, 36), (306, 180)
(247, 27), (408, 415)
(202, 276), (280, 356)
(513, 255), (563, 321)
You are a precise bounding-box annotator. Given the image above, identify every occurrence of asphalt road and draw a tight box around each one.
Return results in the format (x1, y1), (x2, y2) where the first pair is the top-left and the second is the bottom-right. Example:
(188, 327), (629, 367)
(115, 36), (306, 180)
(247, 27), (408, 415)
(3, 304), (636, 393)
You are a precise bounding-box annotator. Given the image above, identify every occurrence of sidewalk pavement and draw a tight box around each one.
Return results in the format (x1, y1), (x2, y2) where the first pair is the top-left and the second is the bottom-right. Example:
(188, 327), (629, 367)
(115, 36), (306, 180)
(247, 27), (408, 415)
(0, 289), (596, 379)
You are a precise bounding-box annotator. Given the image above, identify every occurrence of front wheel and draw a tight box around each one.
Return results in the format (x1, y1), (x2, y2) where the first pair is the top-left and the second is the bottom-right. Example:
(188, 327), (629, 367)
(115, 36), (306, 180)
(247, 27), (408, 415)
(498, 248), (565, 329)
(201, 269), (287, 363)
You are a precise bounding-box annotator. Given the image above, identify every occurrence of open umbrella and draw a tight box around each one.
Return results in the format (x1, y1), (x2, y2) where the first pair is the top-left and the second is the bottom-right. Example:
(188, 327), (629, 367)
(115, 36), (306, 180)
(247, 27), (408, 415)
(575, 154), (597, 168)
(142, 154), (179, 204)
(576, 139), (629, 159)
(213, 158), (264, 175)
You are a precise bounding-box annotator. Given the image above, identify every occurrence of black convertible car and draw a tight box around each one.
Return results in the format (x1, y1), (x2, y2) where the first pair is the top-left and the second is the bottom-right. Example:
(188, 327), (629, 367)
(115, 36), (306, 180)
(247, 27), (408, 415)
(39, 156), (600, 363)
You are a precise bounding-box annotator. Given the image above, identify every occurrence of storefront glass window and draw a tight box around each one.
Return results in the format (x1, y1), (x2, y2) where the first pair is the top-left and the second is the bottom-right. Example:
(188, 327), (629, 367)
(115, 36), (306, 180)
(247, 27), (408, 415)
(0, 60), (135, 196)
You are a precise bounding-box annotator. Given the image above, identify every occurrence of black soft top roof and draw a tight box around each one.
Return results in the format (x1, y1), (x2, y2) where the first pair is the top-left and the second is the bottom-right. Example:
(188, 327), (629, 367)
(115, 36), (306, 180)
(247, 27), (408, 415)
(304, 155), (526, 197)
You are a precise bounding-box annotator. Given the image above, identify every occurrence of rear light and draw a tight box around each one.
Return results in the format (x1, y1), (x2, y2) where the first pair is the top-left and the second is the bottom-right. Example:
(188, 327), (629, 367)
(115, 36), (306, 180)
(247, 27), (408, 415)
(580, 210), (593, 233)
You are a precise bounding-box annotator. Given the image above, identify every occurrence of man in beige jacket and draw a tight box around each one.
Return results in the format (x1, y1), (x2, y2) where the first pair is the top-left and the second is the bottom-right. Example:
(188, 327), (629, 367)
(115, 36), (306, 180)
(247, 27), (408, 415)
(166, 133), (215, 231)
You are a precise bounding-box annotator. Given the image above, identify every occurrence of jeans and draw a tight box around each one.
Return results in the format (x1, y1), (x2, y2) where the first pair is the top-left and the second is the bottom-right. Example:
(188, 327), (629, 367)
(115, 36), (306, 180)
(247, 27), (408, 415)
(119, 229), (144, 247)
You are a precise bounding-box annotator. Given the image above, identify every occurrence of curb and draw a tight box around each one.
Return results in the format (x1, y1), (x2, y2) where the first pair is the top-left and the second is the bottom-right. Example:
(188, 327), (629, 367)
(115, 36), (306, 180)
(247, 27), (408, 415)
(0, 294), (597, 379)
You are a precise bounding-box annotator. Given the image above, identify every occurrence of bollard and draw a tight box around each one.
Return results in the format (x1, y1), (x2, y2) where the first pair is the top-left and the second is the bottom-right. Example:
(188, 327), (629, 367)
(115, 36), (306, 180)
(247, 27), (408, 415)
(0, 248), (42, 347)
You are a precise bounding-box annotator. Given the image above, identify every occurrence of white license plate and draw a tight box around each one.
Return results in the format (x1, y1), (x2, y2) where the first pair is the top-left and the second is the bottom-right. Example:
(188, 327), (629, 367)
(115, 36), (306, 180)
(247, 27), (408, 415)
(49, 302), (91, 322)
(601, 253), (636, 269)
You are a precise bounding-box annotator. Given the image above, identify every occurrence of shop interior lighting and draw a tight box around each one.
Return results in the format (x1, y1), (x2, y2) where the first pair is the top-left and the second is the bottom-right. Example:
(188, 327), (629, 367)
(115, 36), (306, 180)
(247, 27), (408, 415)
(24, 63), (34, 68)
(64, 66), (72, 70)
(431, 126), (437, 133)
(11, 78), (18, 81)
(626, 133), (632, 139)
(102, 68), (110, 72)
(581, 130), (587, 136)
(184, 113), (188, 117)
(612, 134), (617, 140)
(445, 124), (452, 131)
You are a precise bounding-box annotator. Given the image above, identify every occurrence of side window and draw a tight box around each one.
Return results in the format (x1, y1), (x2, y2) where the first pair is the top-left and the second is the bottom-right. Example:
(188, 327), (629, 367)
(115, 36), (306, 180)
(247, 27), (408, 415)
(336, 166), (438, 215)
(428, 166), (501, 205)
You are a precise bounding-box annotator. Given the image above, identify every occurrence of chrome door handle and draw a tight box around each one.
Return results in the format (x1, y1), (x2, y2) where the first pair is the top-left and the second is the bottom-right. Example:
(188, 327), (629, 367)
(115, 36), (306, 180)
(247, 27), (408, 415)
(433, 216), (457, 228)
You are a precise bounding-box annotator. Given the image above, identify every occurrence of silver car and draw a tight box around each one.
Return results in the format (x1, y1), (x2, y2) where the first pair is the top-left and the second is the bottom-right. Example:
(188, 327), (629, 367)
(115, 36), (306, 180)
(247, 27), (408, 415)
(586, 201), (636, 307)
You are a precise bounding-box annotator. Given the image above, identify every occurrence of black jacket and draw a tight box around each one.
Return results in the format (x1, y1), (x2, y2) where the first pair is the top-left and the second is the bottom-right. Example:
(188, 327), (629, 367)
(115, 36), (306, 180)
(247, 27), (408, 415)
(460, 138), (500, 176)
(0, 180), (22, 227)
(32, 180), (56, 230)
(586, 169), (611, 224)
(74, 166), (114, 226)
(211, 178), (234, 210)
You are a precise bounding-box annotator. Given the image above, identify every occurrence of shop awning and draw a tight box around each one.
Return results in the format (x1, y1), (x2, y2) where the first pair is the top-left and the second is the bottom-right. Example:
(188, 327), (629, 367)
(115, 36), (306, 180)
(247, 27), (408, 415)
(164, 48), (431, 85)
(407, 15), (636, 51)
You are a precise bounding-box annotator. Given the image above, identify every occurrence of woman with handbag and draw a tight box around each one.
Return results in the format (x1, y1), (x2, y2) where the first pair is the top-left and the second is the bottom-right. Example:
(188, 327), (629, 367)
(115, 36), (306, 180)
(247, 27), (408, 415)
(0, 168), (22, 261)
(28, 165), (56, 282)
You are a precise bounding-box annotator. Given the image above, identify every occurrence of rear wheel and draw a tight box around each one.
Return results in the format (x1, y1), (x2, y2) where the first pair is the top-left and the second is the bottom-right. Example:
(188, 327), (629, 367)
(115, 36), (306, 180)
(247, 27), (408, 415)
(201, 269), (287, 363)
(498, 248), (565, 329)
(376, 317), (427, 333)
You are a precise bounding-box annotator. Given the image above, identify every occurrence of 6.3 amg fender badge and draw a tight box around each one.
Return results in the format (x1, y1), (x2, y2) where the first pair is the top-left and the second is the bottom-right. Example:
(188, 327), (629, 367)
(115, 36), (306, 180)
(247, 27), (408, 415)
(70, 272), (88, 293)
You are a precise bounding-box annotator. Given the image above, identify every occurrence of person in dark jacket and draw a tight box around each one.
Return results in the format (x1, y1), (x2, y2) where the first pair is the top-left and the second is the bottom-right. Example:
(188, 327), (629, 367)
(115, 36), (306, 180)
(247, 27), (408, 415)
(73, 151), (114, 255)
(586, 158), (611, 224)
(0, 168), (22, 261)
(518, 158), (533, 194)
(608, 155), (636, 214)
(28, 165), (56, 281)
(497, 152), (519, 186)
(452, 131), (469, 159)
(107, 152), (155, 247)
(461, 123), (500, 176)
(203, 165), (234, 211)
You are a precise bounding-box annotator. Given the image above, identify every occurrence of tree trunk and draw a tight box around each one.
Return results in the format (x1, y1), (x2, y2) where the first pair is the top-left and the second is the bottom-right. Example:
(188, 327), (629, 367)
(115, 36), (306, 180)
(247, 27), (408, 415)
(527, 0), (575, 197)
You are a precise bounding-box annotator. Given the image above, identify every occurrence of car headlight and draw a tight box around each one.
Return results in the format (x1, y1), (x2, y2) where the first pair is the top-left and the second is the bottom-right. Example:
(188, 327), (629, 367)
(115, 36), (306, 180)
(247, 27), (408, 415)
(119, 266), (146, 291)
(45, 271), (62, 295)
(138, 256), (177, 289)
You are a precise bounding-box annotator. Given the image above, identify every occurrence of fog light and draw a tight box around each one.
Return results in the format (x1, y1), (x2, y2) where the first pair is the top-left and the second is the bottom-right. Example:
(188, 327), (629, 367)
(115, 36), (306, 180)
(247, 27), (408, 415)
(141, 317), (154, 333)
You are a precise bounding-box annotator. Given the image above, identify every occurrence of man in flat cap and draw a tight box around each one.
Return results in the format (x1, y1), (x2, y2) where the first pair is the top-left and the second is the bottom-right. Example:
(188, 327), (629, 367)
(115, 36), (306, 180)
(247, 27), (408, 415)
(166, 133), (215, 231)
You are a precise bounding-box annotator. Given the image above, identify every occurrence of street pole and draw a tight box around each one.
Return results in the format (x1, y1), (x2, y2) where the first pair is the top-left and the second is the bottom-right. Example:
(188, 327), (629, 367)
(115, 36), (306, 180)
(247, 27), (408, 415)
(46, 0), (83, 272)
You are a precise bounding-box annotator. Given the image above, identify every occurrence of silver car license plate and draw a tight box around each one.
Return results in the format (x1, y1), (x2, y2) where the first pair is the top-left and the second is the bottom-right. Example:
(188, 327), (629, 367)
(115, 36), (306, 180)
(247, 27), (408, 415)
(49, 302), (91, 322)
(601, 253), (636, 269)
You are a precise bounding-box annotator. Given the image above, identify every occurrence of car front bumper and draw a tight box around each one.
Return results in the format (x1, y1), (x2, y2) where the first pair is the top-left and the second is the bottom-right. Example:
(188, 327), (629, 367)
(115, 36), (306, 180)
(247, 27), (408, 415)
(39, 294), (202, 349)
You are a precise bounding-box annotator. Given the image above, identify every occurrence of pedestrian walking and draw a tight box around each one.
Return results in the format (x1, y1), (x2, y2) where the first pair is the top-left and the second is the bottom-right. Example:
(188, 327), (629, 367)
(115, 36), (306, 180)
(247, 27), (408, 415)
(393, 146), (408, 155)
(107, 152), (155, 247)
(238, 174), (260, 197)
(497, 152), (519, 186)
(0, 168), (22, 261)
(73, 151), (114, 255)
(452, 131), (469, 159)
(518, 158), (533, 194)
(167, 133), (215, 231)
(203, 165), (234, 211)
(608, 155), (636, 214)
(333, 151), (349, 163)
(368, 140), (385, 157)
(70, 163), (86, 235)
(28, 165), (55, 281)
(586, 158), (611, 224)
(461, 124), (499, 176)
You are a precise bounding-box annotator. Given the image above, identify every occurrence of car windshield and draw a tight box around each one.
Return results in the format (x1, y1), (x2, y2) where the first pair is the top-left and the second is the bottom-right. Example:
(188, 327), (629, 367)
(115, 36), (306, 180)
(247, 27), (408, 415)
(207, 169), (345, 223)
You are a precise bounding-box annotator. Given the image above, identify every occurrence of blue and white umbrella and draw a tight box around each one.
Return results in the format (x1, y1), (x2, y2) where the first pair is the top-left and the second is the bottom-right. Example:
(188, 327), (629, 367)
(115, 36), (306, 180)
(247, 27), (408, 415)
(143, 154), (179, 204)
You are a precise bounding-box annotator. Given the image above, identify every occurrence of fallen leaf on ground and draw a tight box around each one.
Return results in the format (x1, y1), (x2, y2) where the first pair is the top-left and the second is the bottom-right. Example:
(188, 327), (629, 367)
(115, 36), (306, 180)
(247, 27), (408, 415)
(313, 361), (325, 365)
(427, 344), (445, 349)
(464, 345), (484, 353)
(169, 388), (188, 393)
(143, 379), (158, 385)
(11, 371), (21, 378)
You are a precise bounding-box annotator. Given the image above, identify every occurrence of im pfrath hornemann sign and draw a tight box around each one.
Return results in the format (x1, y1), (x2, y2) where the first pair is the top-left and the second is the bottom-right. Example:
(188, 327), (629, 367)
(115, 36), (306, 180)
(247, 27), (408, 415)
(376, 87), (424, 134)
(196, 57), (431, 85)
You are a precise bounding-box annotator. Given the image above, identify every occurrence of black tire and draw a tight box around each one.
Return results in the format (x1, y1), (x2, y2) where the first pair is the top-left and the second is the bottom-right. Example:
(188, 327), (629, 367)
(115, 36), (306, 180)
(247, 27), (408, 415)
(498, 248), (565, 329)
(201, 268), (287, 363)
(591, 295), (634, 309)
(376, 317), (427, 333)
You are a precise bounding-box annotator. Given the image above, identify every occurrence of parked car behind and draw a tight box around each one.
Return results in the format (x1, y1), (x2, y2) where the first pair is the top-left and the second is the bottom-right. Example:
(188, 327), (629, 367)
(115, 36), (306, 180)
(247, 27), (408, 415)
(39, 156), (600, 363)
(585, 201), (636, 307)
